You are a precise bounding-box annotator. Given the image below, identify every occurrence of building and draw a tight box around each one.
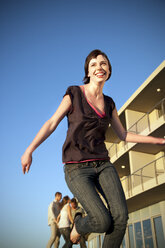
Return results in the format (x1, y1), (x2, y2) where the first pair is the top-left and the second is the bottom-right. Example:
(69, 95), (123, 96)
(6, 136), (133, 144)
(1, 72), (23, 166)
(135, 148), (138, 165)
(87, 60), (165, 248)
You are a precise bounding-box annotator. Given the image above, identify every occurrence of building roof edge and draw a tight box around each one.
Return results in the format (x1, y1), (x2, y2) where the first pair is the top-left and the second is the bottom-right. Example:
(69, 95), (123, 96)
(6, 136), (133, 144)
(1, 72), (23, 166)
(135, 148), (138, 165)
(118, 60), (165, 115)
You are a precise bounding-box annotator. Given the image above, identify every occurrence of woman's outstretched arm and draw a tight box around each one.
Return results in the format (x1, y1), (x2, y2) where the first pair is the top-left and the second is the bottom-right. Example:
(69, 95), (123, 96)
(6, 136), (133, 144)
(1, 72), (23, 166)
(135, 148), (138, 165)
(21, 95), (72, 174)
(110, 108), (165, 145)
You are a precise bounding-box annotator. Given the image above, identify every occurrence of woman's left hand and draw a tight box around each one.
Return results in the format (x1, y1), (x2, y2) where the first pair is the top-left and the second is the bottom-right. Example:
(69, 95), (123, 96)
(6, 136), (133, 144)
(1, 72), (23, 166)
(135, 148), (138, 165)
(157, 138), (165, 145)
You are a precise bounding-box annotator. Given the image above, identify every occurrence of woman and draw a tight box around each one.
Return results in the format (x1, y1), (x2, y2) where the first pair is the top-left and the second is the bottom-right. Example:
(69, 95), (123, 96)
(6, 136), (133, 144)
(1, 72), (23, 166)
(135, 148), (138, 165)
(21, 49), (165, 247)
(57, 196), (73, 248)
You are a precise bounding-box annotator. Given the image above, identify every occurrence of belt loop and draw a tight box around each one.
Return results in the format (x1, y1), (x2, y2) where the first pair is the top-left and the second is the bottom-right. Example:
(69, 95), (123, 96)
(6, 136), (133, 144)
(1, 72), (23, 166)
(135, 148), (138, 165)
(93, 161), (97, 167)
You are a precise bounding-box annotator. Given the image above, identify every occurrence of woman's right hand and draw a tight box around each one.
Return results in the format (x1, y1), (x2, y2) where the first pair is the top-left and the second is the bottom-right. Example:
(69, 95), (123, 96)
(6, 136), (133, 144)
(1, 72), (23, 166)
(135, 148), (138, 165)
(21, 150), (32, 174)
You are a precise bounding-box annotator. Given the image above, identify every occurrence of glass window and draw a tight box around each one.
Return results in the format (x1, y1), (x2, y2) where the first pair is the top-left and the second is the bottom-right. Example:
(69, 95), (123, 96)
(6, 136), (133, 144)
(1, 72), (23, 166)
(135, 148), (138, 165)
(128, 224), (134, 248)
(142, 219), (154, 248)
(100, 234), (104, 246)
(134, 222), (143, 248)
(154, 216), (165, 248)
(96, 236), (100, 248)
(122, 234), (126, 248)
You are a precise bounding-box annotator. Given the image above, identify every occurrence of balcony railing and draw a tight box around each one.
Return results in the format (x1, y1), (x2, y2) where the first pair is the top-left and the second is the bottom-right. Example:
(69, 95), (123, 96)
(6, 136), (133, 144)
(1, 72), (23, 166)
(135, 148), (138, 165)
(108, 98), (165, 159)
(128, 98), (165, 134)
(121, 156), (165, 198)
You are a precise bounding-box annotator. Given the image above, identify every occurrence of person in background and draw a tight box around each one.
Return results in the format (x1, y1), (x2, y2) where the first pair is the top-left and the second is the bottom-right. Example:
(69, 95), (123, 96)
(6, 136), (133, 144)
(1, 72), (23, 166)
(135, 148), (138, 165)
(70, 198), (87, 248)
(57, 196), (73, 248)
(47, 192), (62, 248)
(21, 49), (165, 248)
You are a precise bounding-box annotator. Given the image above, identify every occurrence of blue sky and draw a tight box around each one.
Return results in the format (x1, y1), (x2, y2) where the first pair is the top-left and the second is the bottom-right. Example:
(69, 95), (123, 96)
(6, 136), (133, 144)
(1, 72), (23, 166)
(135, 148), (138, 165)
(1, 0), (165, 247)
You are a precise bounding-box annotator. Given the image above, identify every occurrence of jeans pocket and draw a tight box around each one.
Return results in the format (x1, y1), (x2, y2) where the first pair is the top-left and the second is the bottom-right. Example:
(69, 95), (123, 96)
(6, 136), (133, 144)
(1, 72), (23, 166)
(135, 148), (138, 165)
(64, 163), (88, 183)
(64, 164), (79, 173)
(64, 164), (77, 183)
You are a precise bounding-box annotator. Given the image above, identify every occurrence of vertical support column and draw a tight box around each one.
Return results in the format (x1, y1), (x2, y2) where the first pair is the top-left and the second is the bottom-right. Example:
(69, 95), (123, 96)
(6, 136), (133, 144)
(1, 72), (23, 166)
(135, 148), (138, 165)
(161, 99), (165, 121)
(160, 201), (165, 242)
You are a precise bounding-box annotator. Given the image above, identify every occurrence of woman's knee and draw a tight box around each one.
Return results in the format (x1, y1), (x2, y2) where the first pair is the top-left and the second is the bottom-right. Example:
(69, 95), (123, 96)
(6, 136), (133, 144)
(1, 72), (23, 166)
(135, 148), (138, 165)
(93, 212), (112, 233)
(114, 209), (128, 229)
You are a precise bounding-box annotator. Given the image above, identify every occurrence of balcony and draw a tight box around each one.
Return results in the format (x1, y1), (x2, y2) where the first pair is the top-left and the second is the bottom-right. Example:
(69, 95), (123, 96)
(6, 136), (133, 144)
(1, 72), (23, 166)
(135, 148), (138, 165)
(121, 155), (165, 199)
(127, 98), (165, 134)
(108, 98), (165, 162)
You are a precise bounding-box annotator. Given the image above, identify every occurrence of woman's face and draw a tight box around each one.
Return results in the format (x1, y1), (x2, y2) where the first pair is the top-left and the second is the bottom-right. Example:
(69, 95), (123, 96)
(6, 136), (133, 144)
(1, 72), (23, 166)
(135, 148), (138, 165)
(88, 55), (110, 83)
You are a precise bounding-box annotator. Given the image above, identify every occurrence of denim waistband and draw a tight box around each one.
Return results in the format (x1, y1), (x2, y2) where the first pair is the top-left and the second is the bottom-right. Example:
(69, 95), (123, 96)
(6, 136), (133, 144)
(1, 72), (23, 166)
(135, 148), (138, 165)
(65, 159), (109, 168)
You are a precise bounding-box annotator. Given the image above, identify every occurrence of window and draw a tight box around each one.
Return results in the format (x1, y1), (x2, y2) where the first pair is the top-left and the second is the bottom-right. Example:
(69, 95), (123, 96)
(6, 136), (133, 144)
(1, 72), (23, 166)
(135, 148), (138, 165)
(154, 216), (165, 248)
(128, 224), (134, 248)
(100, 234), (104, 247)
(142, 219), (154, 248)
(88, 215), (165, 247)
(122, 235), (126, 248)
(134, 222), (143, 248)
(96, 236), (100, 248)
(126, 215), (165, 248)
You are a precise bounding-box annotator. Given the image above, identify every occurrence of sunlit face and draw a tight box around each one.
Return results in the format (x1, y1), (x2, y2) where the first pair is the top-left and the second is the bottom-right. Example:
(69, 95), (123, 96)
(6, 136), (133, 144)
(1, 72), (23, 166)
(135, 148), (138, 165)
(71, 202), (77, 209)
(88, 55), (110, 83)
(56, 194), (62, 202)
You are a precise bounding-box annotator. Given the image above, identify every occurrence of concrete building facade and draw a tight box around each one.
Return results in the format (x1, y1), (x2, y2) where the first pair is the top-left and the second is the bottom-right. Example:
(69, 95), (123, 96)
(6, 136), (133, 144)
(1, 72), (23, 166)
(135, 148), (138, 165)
(87, 61), (165, 248)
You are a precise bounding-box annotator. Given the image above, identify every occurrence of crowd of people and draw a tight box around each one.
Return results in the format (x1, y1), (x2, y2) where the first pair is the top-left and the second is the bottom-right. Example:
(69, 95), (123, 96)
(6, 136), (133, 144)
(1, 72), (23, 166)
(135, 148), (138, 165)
(47, 192), (87, 248)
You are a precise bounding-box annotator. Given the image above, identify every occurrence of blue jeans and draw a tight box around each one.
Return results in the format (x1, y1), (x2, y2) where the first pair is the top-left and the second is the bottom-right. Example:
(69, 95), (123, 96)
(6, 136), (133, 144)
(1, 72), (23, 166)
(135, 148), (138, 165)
(59, 227), (72, 248)
(64, 160), (128, 248)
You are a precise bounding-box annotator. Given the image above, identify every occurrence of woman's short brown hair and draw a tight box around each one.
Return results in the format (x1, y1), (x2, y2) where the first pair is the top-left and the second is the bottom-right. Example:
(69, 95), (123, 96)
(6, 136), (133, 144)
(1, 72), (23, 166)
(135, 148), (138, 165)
(83, 49), (112, 84)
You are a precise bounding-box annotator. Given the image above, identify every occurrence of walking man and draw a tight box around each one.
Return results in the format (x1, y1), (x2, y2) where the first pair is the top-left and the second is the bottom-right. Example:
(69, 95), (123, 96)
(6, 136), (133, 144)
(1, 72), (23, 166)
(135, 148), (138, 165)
(47, 192), (62, 248)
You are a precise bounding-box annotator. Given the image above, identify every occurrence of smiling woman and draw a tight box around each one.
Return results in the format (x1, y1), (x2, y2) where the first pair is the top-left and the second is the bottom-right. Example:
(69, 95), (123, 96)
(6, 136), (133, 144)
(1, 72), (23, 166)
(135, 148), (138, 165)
(88, 56), (109, 84)
(21, 49), (165, 248)
(83, 49), (112, 84)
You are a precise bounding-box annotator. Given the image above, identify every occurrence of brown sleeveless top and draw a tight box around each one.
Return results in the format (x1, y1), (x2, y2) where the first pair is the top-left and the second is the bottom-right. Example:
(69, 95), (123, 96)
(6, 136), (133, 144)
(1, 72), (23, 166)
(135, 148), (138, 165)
(62, 86), (115, 163)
